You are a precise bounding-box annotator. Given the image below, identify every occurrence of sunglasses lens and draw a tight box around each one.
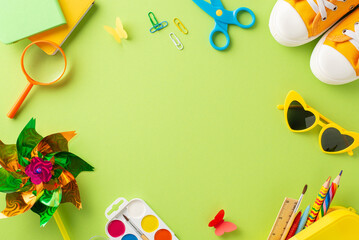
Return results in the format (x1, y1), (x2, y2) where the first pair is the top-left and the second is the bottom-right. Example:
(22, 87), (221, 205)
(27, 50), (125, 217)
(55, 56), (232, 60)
(321, 127), (354, 152)
(287, 101), (316, 130)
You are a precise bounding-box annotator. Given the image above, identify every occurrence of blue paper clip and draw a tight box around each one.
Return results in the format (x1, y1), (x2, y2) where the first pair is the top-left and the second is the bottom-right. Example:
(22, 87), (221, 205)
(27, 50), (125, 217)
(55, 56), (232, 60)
(148, 12), (168, 33)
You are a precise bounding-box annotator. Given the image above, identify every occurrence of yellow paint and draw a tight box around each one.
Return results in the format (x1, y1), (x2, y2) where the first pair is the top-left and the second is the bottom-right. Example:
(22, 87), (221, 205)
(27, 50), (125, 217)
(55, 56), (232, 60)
(141, 215), (159, 233)
(216, 9), (222, 16)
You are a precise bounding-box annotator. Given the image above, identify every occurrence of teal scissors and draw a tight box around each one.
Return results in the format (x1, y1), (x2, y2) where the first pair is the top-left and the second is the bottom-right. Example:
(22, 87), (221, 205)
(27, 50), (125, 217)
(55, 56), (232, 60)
(192, 0), (255, 51)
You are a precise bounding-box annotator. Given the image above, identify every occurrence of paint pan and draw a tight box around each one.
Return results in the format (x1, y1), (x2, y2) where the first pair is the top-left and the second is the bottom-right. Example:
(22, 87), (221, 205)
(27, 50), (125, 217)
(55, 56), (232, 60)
(105, 198), (178, 240)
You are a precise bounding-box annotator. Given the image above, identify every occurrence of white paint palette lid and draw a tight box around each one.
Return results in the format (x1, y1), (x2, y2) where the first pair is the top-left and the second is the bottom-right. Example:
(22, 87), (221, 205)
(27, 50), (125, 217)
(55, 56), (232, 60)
(105, 197), (179, 240)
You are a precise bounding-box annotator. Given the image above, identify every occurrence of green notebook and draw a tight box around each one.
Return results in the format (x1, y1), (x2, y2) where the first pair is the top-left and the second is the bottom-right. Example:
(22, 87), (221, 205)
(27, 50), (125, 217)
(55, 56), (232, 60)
(0, 0), (66, 44)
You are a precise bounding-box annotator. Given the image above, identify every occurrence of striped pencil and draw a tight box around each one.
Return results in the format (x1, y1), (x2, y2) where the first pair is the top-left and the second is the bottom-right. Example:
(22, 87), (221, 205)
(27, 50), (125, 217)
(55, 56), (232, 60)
(317, 171), (343, 220)
(305, 177), (331, 228)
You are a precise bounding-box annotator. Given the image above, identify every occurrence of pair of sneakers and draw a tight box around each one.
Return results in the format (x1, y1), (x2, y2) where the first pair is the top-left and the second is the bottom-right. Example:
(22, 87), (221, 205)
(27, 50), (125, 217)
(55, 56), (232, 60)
(269, 0), (359, 85)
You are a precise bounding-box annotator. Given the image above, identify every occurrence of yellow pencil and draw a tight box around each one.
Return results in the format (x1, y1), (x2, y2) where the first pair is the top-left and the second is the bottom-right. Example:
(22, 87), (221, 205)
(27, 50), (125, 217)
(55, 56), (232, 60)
(305, 177), (331, 228)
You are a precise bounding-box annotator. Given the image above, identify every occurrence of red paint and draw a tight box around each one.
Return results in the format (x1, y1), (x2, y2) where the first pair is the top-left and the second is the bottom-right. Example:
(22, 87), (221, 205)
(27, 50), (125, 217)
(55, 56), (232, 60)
(107, 220), (126, 238)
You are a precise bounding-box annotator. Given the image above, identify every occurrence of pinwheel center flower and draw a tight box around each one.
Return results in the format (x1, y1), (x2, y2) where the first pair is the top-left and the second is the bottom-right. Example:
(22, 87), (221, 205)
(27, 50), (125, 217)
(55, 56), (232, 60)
(25, 157), (53, 185)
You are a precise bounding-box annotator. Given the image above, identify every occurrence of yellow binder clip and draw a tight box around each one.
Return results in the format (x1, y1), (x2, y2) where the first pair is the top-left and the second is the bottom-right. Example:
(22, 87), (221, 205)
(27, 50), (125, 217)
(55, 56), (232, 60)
(173, 18), (188, 34)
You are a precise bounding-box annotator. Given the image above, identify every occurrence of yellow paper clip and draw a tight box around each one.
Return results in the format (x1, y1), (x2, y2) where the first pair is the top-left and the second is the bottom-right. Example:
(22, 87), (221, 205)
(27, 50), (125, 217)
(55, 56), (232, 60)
(173, 18), (188, 34)
(169, 32), (183, 50)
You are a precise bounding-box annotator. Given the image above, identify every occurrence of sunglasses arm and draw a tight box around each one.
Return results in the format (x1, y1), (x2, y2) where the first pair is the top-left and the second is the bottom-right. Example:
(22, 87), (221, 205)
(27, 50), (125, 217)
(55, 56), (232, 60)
(277, 105), (284, 110)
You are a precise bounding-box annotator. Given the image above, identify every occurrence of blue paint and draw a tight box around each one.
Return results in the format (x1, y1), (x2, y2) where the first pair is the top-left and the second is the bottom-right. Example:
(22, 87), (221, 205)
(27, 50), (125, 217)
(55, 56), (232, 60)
(122, 234), (138, 240)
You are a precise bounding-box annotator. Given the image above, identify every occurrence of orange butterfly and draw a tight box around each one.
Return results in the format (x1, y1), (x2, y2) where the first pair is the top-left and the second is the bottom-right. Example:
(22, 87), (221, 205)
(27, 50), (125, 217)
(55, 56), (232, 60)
(208, 209), (237, 236)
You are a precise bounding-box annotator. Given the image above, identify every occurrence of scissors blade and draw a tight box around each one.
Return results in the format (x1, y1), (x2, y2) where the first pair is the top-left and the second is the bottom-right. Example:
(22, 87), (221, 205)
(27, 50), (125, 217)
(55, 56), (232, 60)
(209, 0), (224, 8)
(192, 0), (218, 19)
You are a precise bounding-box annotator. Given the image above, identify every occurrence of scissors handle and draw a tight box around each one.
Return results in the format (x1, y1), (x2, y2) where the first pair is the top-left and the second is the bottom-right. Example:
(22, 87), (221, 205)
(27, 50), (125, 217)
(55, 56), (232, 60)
(7, 82), (33, 119)
(233, 7), (255, 28)
(209, 23), (230, 51)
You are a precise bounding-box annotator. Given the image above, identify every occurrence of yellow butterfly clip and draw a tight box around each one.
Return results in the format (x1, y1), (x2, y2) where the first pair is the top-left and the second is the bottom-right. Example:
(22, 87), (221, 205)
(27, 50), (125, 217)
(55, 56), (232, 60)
(104, 17), (128, 43)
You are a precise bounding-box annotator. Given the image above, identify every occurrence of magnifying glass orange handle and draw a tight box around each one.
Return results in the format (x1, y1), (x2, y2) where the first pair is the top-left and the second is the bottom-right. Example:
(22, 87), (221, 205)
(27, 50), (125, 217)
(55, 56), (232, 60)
(7, 40), (66, 119)
(7, 82), (34, 119)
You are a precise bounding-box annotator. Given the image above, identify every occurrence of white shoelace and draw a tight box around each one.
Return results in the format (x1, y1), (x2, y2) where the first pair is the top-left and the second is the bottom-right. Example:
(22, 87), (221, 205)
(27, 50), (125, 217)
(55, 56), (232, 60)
(344, 23), (359, 50)
(307, 0), (346, 20)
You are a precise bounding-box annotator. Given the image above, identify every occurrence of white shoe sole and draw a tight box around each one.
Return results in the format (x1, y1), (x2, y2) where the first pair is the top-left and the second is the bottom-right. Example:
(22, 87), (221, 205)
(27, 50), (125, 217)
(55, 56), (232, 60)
(310, 27), (359, 85)
(269, 0), (322, 46)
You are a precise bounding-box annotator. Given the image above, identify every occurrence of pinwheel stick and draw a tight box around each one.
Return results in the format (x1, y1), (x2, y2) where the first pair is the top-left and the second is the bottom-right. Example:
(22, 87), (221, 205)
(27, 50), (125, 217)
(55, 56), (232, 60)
(54, 211), (70, 240)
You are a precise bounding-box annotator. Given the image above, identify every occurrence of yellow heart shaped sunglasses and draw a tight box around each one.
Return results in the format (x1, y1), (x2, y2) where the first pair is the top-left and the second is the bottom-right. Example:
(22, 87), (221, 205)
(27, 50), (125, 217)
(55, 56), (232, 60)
(278, 90), (359, 156)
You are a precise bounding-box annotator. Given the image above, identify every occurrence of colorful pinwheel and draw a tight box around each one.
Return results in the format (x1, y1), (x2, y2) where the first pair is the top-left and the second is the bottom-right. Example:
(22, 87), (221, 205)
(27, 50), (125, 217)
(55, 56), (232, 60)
(0, 119), (94, 227)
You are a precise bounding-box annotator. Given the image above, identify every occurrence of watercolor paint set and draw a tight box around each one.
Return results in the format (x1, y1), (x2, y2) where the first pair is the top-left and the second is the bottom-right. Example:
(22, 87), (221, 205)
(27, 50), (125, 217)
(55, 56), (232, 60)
(105, 198), (179, 240)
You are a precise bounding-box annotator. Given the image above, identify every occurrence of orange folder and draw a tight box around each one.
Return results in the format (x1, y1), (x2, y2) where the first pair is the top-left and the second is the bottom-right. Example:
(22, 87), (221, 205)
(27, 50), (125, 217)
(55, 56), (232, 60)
(29, 0), (94, 55)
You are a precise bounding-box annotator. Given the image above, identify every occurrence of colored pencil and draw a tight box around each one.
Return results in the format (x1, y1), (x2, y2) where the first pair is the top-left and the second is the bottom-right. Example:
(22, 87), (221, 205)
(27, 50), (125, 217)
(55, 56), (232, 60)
(317, 170), (343, 220)
(305, 177), (331, 228)
(295, 205), (310, 235)
(285, 211), (302, 240)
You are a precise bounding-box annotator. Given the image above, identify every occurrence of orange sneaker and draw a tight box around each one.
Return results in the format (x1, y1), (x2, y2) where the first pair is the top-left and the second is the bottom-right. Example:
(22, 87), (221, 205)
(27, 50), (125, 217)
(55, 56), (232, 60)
(311, 7), (359, 84)
(269, 0), (359, 46)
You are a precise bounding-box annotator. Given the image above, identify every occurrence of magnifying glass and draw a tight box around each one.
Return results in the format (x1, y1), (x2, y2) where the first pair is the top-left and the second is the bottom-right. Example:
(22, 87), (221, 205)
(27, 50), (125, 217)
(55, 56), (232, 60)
(7, 40), (67, 119)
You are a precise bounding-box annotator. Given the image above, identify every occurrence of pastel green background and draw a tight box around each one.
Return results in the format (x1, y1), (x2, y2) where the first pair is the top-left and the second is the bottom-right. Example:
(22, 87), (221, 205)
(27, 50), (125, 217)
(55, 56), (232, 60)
(0, 0), (358, 239)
